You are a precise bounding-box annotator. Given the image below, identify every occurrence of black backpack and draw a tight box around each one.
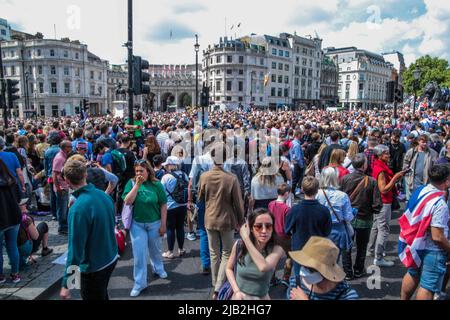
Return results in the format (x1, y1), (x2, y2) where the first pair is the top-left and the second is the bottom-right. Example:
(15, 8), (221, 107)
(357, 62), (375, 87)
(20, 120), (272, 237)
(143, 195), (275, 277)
(166, 171), (189, 204)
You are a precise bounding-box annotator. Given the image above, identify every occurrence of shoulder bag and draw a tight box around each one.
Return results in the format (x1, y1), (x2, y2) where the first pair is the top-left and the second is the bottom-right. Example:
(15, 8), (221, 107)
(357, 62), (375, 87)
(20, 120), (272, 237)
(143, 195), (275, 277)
(121, 181), (136, 230)
(322, 189), (355, 239)
(217, 240), (243, 300)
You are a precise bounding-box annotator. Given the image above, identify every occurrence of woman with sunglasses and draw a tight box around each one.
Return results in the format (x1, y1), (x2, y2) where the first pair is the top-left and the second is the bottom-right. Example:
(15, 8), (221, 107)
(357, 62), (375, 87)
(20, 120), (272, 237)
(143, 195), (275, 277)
(122, 160), (168, 298)
(225, 209), (285, 300)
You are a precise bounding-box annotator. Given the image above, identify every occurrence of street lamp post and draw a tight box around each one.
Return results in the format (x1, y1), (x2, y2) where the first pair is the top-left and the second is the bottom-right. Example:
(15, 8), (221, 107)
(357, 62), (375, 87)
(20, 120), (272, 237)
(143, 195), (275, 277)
(194, 34), (202, 125)
(412, 67), (422, 116)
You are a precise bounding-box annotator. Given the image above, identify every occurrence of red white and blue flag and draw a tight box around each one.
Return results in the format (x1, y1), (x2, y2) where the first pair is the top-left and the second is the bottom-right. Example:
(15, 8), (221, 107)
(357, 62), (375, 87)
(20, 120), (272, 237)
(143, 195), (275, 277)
(398, 186), (445, 268)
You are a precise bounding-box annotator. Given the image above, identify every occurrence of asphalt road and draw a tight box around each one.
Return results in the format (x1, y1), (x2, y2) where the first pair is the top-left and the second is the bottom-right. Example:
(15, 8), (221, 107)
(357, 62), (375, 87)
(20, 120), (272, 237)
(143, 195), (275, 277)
(43, 207), (449, 300)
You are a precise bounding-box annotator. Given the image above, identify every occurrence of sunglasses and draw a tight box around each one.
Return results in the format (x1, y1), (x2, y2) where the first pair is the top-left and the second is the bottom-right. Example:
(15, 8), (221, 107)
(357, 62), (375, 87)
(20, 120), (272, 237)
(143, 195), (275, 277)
(135, 160), (148, 165)
(253, 223), (273, 232)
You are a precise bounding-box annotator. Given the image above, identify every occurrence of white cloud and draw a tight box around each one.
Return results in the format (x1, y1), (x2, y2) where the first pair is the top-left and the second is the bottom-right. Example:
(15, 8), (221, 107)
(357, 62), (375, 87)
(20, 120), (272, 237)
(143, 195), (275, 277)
(0, 0), (448, 67)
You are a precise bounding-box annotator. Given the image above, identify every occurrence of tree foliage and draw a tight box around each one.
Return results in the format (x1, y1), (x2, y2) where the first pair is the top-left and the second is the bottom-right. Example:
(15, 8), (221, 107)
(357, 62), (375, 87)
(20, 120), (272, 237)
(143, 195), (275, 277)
(403, 55), (450, 95)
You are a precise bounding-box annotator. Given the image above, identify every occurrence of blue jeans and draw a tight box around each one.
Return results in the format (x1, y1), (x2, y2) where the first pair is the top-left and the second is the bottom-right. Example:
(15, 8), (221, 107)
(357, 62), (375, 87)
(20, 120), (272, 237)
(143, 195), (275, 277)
(49, 183), (57, 218)
(0, 225), (20, 275)
(130, 220), (165, 291)
(56, 190), (69, 232)
(197, 201), (211, 269)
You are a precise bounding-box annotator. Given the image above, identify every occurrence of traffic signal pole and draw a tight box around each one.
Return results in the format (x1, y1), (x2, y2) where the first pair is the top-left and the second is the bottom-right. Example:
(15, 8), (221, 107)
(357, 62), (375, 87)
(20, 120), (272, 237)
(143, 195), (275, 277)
(127, 0), (134, 125)
(0, 41), (8, 129)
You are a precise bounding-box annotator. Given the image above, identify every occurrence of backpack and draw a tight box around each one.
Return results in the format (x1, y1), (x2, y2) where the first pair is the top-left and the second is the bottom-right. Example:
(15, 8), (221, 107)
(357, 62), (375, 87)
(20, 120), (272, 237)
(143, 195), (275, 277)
(111, 150), (127, 176)
(166, 171), (189, 204)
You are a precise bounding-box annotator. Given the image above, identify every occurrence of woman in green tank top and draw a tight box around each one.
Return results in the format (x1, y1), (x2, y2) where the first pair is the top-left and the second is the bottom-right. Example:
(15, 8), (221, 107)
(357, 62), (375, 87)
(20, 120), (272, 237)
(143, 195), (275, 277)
(226, 209), (285, 300)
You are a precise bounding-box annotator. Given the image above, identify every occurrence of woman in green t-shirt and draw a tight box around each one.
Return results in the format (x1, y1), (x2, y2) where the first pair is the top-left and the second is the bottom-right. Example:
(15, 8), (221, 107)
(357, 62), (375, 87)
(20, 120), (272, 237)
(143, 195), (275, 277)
(123, 160), (168, 298)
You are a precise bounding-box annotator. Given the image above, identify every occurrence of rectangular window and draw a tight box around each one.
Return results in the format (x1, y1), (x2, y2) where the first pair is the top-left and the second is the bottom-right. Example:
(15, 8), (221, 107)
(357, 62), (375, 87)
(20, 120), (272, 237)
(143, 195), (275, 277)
(227, 69), (232, 75)
(64, 51), (69, 58)
(51, 82), (57, 94)
(284, 88), (289, 97)
(39, 105), (45, 116)
(285, 51), (290, 58)
(238, 97), (243, 102)
(295, 67), (300, 75)
(90, 71), (95, 79)
(75, 68), (80, 77)
(226, 96), (232, 101)
(285, 76), (289, 84)
(359, 83), (364, 90)
(272, 62), (276, 69)
(260, 58), (264, 65)
(346, 84), (350, 90)
(52, 105), (58, 117)
(302, 58), (307, 66)
(227, 81), (232, 91)
(271, 88), (276, 96)
(75, 52), (79, 59)
(64, 67), (70, 76)
(294, 78), (299, 86)
(216, 81), (221, 91)
(98, 72), (102, 80)
(64, 83), (70, 94)
(278, 75), (283, 83)
(278, 63), (283, 70)
(238, 81), (243, 91)
(39, 82), (44, 93)
(302, 68), (306, 76)
(11, 66), (16, 76)
(271, 74), (276, 82)
(239, 56), (244, 63)
(227, 56), (232, 63)
(278, 88), (282, 97)
(285, 64), (289, 72)
(239, 69), (243, 75)
(90, 85), (95, 95)
(308, 69), (313, 77)
(51, 66), (56, 75)
(216, 56), (222, 63)
(38, 66), (43, 75)
(37, 49), (41, 56)
(278, 50), (283, 57)
(347, 75), (350, 81)
(272, 48), (277, 55)
(76, 83), (81, 94)
(50, 49), (55, 57)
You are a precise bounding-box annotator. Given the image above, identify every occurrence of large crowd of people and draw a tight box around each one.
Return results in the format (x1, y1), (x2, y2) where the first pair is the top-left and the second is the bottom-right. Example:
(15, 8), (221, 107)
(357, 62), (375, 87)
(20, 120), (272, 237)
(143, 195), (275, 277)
(0, 105), (450, 301)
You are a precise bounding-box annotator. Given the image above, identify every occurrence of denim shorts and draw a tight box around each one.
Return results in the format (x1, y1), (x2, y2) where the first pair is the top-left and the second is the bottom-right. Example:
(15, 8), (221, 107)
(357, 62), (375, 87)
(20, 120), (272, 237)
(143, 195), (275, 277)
(407, 250), (448, 294)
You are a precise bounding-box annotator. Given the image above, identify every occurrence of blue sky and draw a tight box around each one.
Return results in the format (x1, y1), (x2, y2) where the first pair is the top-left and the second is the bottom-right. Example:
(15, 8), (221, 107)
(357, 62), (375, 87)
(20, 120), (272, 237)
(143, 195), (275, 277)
(1, 0), (448, 67)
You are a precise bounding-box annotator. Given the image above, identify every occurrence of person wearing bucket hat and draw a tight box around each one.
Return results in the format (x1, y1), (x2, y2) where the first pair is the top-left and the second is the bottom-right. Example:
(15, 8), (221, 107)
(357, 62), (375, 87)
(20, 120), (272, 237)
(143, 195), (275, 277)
(288, 237), (359, 300)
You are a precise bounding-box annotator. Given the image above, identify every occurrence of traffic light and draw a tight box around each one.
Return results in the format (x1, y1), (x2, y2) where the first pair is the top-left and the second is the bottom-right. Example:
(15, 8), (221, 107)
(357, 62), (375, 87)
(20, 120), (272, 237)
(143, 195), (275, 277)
(132, 56), (150, 95)
(386, 81), (395, 103)
(395, 86), (404, 103)
(83, 99), (89, 112)
(6, 79), (20, 108)
(200, 85), (209, 107)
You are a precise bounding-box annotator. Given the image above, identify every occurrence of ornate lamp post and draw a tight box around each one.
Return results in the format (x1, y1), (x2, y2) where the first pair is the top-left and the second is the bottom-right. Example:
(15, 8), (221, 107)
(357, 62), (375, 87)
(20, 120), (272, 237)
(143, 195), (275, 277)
(412, 67), (422, 115)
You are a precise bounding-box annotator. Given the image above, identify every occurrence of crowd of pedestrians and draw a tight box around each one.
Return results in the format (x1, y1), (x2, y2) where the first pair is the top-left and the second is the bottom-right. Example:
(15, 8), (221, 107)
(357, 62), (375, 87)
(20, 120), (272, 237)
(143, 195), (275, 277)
(0, 105), (449, 301)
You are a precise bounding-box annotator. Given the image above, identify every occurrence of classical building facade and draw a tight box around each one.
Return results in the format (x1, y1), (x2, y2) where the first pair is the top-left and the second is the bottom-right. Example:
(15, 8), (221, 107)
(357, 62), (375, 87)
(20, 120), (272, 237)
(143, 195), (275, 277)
(325, 47), (394, 110)
(1, 34), (108, 118)
(202, 37), (267, 108)
(320, 55), (339, 108)
(382, 51), (406, 86)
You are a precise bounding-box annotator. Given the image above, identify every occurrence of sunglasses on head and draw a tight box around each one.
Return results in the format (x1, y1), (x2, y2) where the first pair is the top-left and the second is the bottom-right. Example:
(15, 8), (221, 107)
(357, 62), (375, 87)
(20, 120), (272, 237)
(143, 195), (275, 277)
(253, 223), (273, 232)
(135, 159), (147, 165)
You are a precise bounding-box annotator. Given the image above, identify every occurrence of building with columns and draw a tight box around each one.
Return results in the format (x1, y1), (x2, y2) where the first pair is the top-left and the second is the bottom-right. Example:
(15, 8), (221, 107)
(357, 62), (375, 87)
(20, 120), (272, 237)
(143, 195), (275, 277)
(202, 37), (268, 108)
(325, 47), (394, 110)
(320, 55), (339, 108)
(0, 18), (12, 41)
(1, 33), (108, 118)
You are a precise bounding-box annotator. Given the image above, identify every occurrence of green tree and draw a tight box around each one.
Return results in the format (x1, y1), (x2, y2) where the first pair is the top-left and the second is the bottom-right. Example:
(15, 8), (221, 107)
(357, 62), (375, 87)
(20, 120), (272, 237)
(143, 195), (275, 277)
(403, 55), (450, 95)
(182, 94), (192, 107)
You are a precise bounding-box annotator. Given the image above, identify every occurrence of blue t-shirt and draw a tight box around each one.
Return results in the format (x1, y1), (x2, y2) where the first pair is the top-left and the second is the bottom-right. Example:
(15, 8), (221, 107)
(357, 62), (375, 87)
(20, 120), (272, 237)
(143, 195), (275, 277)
(101, 152), (114, 171)
(0, 151), (21, 179)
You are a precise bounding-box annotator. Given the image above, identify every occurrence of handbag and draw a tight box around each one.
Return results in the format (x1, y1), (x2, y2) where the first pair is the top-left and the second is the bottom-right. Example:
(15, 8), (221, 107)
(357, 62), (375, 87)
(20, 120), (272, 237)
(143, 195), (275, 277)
(121, 181), (136, 230)
(322, 189), (355, 239)
(217, 240), (243, 300)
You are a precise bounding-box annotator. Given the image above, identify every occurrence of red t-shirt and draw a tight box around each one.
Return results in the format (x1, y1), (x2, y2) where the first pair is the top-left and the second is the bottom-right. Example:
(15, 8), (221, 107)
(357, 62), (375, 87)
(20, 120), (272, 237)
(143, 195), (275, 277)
(268, 200), (290, 238)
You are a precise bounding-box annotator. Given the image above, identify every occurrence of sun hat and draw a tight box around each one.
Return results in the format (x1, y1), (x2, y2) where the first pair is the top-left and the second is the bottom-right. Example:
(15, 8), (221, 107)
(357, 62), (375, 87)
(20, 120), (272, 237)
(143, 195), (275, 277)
(162, 156), (180, 167)
(289, 236), (346, 283)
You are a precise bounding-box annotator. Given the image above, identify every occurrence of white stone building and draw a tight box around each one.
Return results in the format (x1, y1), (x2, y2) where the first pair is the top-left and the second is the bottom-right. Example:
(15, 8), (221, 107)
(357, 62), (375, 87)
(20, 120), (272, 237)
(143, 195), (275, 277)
(382, 51), (406, 86)
(1, 35), (108, 118)
(202, 37), (267, 108)
(281, 33), (323, 108)
(325, 47), (394, 110)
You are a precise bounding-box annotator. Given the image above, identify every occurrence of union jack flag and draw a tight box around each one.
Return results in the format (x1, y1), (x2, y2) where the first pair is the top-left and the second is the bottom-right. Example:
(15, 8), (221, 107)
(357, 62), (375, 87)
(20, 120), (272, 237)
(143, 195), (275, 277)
(398, 185), (445, 268)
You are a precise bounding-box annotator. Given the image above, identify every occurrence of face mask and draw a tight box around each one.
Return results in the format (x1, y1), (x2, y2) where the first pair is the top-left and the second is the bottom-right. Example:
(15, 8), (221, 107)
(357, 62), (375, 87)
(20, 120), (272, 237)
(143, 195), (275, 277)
(300, 267), (324, 285)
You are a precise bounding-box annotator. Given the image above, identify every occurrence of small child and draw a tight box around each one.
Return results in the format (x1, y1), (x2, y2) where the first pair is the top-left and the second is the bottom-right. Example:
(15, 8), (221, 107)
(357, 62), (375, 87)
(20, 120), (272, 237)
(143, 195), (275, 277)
(268, 183), (292, 285)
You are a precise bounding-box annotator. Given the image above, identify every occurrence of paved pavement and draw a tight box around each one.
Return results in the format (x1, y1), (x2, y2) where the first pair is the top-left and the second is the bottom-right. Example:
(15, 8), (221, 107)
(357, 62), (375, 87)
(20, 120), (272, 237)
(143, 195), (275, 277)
(7, 205), (450, 300)
(0, 215), (68, 300)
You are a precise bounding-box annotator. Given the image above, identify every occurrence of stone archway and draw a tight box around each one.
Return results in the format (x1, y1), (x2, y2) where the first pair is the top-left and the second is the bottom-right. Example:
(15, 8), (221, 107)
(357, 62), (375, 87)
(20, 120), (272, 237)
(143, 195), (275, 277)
(161, 92), (175, 112)
(178, 92), (192, 108)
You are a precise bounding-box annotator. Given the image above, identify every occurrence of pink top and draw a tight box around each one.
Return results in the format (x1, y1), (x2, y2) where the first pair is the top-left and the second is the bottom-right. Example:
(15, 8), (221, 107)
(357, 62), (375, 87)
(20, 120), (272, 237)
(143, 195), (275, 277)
(52, 151), (69, 192)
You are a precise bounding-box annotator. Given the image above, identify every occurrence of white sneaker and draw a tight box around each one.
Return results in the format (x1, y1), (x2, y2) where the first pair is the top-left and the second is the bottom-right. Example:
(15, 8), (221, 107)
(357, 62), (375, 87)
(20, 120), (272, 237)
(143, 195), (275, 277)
(130, 288), (143, 297)
(178, 249), (186, 257)
(186, 232), (196, 241)
(374, 258), (395, 267)
(162, 251), (174, 259)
